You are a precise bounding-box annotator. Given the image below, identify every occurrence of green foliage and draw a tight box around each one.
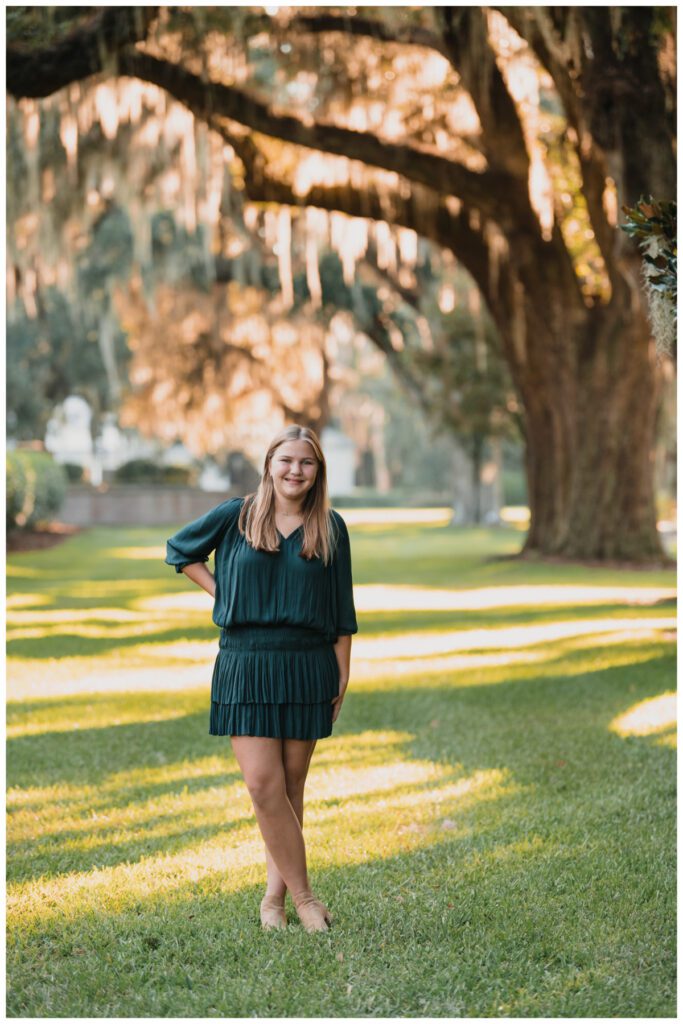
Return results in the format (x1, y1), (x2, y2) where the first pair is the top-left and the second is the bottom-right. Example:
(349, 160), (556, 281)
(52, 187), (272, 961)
(78, 202), (135, 296)
(621, 196), (676, 358)
(6, 449), (67, 530)
(621, 196), (677, 309)
(159, 465), (194, 485)
(7, 201), (134, 441)
(63, 462), (85, 482)
(411, 305), (517, 442)
(113, 459), (163, 483)
(113, 460), (195, 485)
(6, 6), (99, 51)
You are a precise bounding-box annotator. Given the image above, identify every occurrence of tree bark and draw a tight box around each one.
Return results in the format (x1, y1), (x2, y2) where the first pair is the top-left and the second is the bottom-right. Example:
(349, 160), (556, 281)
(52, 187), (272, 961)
(504, 287), (664, 561)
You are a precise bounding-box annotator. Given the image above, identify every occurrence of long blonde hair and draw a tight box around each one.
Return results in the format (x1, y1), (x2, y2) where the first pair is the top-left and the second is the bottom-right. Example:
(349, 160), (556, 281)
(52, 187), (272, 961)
(237, 424), (340, 563)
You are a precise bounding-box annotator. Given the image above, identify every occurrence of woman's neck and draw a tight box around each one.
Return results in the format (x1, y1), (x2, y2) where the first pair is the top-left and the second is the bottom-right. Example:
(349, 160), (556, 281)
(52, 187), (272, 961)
(274, 501), (303, 516)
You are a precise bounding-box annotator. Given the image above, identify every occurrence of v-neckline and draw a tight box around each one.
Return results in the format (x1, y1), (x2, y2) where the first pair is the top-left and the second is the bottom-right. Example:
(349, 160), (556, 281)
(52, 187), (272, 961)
(277, 524), (303, 541)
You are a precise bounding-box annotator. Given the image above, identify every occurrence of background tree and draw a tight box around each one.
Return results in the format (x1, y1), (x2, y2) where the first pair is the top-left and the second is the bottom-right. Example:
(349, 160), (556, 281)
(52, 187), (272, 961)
(7, 6), (676, 560)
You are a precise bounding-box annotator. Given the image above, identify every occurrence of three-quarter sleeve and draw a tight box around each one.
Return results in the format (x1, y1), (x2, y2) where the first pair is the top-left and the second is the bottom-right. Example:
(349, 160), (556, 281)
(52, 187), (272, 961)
(331, 512), (358, 636)
(165, 498), (238, 574)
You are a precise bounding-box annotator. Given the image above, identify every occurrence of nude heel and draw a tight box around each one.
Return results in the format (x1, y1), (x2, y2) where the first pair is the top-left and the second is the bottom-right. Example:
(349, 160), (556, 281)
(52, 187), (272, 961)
(292, 891), (333, 932)
(260, 893), (287, 930)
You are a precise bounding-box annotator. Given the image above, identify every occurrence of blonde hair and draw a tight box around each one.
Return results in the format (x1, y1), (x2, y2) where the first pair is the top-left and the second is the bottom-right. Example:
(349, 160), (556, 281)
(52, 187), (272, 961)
(237, 424), (340, 564)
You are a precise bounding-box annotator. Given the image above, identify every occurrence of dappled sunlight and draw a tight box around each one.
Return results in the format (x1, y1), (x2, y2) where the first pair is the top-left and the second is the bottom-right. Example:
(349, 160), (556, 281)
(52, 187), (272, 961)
(355, 583), (675, 612)
(611, 692), (677, 745)
(10, 582), (674, 636)
(653, 727), (677, 749)
(103, 546), (169, 560)
(311, 768), (507, 826)
(567, 627), (676, 650)
(7, 698), (196, 739)
(356, 616), (676, 660)
(56, 579), (162, 598)
(7, 615), (675, 700)
(350, 648), (547, 681)
(135, 591), (216, 614)
(8, 622), (193, 644)
(7, 728), (515, 925)
(7, 754), (233, 812)
(8, 607), (149, 625)
(7, 564), (58, 579)
(349, 631), (673, 684)
(6, 593), (52, 609)
(135, 641), (215, 660)
(7, 659), (212, 699)
(7, 519), (675, 982)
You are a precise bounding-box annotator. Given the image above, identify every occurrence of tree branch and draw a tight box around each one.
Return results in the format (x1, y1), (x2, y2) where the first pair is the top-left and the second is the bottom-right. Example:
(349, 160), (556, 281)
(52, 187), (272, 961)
(116, 51), (507, 213)
(7, 6), (159, 98)
(288, 13), (450, 59)
(497, 8), (620, 289)
(223, 134), (508, 327)
(438, 8), (530, 181)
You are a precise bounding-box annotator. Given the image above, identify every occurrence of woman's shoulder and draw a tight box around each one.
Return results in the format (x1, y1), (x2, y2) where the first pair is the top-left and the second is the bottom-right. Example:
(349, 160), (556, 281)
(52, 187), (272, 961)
(206, 495), (245, 525)
(211, 494), (244, 512)
(328, 508), (350, 542)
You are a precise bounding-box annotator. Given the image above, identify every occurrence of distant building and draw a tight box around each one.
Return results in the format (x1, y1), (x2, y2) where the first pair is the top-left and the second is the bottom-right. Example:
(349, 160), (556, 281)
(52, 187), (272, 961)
(321, 425), (356, 495)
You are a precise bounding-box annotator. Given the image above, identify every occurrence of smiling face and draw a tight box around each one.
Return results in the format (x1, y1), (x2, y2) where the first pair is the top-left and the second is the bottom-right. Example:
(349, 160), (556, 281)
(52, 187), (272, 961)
(269, 439), (319, 507)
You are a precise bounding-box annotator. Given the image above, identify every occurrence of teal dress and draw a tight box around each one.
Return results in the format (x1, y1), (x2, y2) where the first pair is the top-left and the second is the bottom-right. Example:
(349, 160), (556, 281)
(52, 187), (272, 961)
(165, 496), (358, 739)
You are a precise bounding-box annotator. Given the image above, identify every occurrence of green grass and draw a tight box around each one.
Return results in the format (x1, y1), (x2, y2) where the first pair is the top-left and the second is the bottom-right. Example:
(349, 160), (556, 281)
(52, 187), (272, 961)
(6, 518), (676, 1017)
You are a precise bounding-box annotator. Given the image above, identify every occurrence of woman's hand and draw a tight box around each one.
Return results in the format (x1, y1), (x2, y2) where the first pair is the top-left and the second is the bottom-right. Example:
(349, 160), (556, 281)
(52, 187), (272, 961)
(331, 680), (348, 724)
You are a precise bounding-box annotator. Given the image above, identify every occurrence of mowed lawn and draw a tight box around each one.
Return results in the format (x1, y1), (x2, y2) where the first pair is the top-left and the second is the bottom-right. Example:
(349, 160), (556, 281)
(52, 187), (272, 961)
(6, 515), (677, 1017)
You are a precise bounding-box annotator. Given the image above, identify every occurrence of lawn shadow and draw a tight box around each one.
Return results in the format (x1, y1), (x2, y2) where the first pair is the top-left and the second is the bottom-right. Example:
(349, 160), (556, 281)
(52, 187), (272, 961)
(7, 779), (675, 1018)
(7, 647), (674, 891)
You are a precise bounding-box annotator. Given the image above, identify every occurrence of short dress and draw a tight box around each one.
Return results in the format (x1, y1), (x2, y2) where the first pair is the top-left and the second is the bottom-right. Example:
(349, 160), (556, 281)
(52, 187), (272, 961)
(164, 496), (358, 740)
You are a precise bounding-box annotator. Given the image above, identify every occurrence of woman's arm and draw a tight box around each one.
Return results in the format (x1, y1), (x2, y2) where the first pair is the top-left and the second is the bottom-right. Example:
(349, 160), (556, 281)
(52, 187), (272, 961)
(333, 633), (351, 687)
(180, 562), (216, 599)
(331, 634), (352, 724)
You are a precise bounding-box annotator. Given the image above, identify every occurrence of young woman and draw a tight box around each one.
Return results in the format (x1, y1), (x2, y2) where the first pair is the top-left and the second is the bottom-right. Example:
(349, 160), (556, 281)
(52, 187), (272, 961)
(165, 425), (358, 932)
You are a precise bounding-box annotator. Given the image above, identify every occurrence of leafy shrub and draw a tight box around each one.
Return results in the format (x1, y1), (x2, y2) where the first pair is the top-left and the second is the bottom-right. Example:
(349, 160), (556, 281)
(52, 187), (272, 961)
(159, 465), (193, 485)
(113, 460), (194, 485)
(6, 450), (67, 530)
(113, 459), (163, 483)
(63, 462), (85, 482)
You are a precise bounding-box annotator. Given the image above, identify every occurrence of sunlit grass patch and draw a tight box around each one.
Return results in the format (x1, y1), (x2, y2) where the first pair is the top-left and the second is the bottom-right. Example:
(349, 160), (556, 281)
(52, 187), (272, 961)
(611, 692), (677, 740)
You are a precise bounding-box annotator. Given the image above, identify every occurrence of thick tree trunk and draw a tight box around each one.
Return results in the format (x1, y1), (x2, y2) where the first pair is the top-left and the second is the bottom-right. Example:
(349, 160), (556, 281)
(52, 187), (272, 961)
(513, 300), (665, 562)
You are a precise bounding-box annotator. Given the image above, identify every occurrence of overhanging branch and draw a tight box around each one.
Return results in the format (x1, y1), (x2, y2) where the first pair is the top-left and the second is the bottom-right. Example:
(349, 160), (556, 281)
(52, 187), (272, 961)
(7, 7), (159, 98)
(289, 13), (450, 59)
(118, 50), (504, 213)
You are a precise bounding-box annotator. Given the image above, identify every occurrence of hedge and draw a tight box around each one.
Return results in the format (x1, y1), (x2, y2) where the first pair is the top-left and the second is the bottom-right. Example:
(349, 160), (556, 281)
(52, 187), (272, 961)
(6, 450), (68, 530)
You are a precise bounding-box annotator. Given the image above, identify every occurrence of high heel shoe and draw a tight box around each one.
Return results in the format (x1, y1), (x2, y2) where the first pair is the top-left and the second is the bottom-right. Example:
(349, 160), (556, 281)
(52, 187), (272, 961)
(260, 893), (287, 930)
(292, 891), (333, 932)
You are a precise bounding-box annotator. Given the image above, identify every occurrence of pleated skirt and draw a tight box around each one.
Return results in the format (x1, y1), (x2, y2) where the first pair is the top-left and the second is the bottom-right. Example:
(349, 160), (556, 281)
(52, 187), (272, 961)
(209, 624), (340, 739)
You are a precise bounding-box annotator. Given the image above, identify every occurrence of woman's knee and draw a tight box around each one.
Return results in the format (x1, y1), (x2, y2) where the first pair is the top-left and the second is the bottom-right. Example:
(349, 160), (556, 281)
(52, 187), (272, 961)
(246, 771), (287, 809)
(283, 739), (316, 794)
(284, 774), (306, 802)
(230, 736), (286, 809)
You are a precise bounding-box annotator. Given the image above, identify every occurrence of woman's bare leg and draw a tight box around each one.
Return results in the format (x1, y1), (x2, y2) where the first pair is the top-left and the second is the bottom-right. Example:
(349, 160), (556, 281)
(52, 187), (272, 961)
(230, 735), (311, 896)
(264, 738), (317, 898)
